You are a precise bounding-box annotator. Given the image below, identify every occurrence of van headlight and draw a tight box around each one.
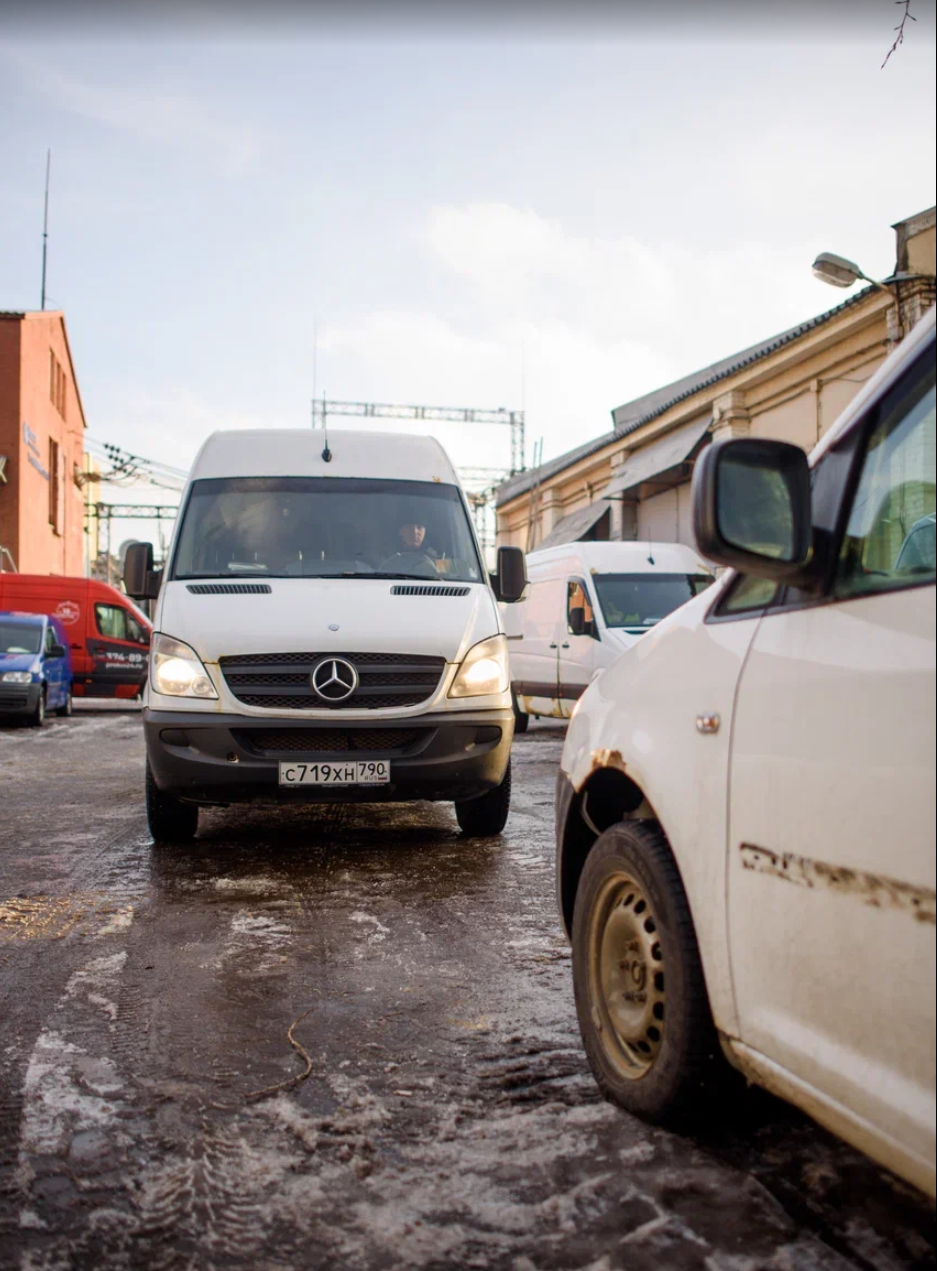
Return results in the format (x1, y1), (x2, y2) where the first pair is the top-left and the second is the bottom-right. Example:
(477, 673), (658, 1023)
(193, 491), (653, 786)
(1, 671), (34, 684)
(151, 633), (217, 699)
(448, 634), (509, 698)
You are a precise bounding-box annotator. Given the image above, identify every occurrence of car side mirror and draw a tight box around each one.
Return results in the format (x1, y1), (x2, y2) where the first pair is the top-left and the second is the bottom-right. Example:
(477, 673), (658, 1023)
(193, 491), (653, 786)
(124, 542), (162, 600)
(568, 606), (586, 636)
(492, 546), (527, 603)
(49, 642), (67, 659)
(693, 438), (813, 582)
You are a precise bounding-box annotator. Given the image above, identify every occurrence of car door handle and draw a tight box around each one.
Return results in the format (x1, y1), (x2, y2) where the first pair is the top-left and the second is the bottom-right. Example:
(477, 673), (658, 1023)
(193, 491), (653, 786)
(561, 643), (570, 649)
(549, 642), (558, 649)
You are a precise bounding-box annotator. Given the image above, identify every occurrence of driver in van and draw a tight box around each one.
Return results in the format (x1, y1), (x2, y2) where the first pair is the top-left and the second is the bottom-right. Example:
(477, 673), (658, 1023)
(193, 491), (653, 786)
(380, 512), (441, 574)
(397, 516), (437, 558)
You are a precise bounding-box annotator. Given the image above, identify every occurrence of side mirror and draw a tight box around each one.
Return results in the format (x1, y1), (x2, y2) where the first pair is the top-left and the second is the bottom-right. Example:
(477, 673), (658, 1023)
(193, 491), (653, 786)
(693, 439), (812, 582)
(492, 546), (527, 604)
(124, 542), (162, 600)
(568, 606), (586, 636)
(49, 643), (67, 660)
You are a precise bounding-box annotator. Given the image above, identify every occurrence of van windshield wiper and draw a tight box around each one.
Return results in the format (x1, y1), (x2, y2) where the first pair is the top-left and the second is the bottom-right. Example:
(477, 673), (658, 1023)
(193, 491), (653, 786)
(339, 571), (447, 581)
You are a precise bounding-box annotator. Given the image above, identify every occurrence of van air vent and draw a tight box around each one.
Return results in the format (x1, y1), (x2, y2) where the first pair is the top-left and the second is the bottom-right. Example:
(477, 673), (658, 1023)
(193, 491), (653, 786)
(390, 585), (470, 598)
(186, 583), (272, 595)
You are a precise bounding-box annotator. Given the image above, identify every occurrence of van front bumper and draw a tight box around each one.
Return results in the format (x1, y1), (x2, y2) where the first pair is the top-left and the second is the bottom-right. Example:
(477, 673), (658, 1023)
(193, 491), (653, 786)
(144, 708), (514, 806)
(0, 683), (41, 717)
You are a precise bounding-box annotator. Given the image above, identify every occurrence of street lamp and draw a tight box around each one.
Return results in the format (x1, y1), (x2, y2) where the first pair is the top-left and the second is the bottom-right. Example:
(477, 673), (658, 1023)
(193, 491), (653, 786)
(811, 251), (893, 295)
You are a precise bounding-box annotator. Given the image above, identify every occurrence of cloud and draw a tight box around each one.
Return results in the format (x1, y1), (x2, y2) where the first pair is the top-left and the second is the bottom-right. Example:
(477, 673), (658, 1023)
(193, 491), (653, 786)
(0, 48), (267, 171)
(315, 202), (835, 470)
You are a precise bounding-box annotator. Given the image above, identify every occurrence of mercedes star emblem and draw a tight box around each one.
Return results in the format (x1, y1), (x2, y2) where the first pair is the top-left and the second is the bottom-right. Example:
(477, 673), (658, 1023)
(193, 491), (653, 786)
(310, 656), (358, 703)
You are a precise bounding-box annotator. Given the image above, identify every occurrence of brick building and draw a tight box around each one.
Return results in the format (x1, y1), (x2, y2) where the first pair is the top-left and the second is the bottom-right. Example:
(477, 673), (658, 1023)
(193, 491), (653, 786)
(0, 310), (88, 575)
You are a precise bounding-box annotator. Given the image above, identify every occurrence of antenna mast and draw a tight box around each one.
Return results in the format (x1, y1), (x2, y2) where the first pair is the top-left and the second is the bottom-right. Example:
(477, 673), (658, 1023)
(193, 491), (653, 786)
(40, 150), (51, 311)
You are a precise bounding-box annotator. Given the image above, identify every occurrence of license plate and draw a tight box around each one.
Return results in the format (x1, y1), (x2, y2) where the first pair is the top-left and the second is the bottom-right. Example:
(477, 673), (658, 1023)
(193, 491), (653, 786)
(278, 760), (391, 786)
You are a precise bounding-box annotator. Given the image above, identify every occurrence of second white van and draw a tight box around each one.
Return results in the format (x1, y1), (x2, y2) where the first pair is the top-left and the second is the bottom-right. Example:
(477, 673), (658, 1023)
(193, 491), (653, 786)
(503, 541), (713, 728)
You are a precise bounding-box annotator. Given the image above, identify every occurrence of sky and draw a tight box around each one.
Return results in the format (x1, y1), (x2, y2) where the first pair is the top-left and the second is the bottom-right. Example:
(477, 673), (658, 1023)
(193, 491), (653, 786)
(1, 1), (935, 548)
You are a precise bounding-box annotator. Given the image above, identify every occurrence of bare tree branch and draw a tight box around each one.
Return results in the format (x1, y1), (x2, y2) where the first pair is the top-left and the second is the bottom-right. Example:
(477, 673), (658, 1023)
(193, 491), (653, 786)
(882, 0), (917, 68)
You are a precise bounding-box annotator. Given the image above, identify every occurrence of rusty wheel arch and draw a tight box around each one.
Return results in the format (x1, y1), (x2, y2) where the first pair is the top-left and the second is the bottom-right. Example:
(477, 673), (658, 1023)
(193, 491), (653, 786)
(559, 763), (659, 938)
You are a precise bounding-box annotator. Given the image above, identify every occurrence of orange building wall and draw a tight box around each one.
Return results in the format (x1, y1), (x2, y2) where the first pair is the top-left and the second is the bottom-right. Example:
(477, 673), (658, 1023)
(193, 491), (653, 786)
(0, 312), (87, 575)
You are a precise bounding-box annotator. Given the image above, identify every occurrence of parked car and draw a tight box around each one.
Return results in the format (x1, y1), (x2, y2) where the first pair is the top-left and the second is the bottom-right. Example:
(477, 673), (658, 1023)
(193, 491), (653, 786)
(0, 611), (73, 725)
(123, 428), (527, 844)
(502, 541), (713, 730)
(555, 306), (936, 1196)
(0, 574), (151, 700)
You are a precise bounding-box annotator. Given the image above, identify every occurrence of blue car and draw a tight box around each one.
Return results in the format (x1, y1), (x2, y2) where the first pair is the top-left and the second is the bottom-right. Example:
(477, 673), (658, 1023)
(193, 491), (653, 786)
(0, 611), (73, 726)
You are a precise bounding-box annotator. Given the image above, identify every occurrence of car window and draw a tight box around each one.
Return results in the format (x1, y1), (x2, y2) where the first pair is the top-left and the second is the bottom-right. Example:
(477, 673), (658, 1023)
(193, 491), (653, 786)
(95, 603), (129, 640)
(834, 360), (936, 600)
(44, 624), (56, 654)
(717, 573), (780, 615)
(125, 611), (148, 644)
(566, 578), (595, 632)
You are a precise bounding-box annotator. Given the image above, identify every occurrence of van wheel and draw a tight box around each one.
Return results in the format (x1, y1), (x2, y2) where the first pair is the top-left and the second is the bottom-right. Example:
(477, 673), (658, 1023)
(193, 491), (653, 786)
(455, 760), (511, 837)
(28, 689), (46, 728)
(571, 821), (727, 1125)
(146, 759), (199, 843)
(56, 689), (73, 718)
(511, 691), (529, 734)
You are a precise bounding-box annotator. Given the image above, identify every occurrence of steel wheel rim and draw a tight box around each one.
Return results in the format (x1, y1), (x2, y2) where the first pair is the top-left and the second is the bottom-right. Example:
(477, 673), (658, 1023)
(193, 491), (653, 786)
(587, 871), (666, 1078)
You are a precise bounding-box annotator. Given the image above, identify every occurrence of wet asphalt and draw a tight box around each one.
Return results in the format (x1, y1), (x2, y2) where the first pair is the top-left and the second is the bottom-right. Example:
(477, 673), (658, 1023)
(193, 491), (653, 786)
(0, 709), (934, 1271)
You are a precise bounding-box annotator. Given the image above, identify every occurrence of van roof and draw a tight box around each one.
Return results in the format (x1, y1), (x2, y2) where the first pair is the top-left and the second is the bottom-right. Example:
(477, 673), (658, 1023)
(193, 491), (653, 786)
(189, 429), (461, 485)
(524, 540), (712, 573)
(0, 610), (46, 624)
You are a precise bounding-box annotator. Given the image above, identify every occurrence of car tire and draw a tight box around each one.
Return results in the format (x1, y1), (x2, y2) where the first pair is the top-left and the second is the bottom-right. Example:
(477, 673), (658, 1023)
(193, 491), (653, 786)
(55, 689), (73, 718)
(28, 688), (46, 728)
(146, 759), (199, 843)
(511, 691), (529, 734)
(455, 760), (511, 837)
(571, 820), (728, 1125)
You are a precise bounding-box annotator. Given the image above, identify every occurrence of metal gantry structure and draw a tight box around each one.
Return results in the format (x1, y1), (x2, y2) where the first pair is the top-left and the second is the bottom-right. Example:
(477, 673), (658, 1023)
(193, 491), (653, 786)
(311, 397), (526, 552)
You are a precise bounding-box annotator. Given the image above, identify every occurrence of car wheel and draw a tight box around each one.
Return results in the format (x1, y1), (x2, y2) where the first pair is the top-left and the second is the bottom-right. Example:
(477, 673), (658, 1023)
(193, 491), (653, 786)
(56, 689), (73, 718)
(571, 820), (727, 1125)
(455, 760), (511, 837)
(28, 689), (46, 728)
(146, 758), (199, 843)
(511, 691), (529, 734)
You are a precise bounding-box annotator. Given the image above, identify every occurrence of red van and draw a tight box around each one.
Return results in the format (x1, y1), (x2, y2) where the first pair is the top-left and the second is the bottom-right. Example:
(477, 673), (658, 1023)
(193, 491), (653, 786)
(0, 574), (151, 699)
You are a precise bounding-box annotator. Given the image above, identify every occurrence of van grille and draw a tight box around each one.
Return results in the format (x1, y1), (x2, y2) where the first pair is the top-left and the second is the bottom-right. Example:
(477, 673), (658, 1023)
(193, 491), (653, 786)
(0, 690), (29, 709)
(218, 652), (446, 711)
(237, 728), (425, 755)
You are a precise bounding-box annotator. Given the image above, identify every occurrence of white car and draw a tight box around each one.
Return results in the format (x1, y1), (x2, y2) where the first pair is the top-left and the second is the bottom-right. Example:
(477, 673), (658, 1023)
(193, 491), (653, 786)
(556, 306), (936, 1196)
(502, 541), (713, 730)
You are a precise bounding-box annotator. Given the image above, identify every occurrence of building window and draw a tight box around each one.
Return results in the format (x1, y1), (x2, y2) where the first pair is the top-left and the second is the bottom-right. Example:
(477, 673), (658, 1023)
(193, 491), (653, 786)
(49, 350), (67, 419)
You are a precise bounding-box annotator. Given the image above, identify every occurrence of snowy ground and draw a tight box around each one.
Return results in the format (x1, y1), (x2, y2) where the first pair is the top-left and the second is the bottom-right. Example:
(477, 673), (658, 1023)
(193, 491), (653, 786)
(0, 712), (934, 1270)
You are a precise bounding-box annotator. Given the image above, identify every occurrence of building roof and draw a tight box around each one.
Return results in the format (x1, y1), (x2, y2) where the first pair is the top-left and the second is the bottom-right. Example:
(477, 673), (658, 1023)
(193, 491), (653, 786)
(496, 285), (876, 507)
(0, 309), (89, 431)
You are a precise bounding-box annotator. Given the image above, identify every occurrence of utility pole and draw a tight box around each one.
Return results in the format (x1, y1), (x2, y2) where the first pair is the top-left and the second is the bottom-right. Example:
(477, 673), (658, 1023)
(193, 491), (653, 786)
(40, 150), (51, 311)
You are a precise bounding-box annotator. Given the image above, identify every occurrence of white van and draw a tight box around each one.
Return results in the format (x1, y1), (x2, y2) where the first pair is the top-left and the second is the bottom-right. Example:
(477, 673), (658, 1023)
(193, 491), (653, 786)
(557, 307), (936, 1196)
(504, 541), (713, 728)
(124, 429), (527, 843)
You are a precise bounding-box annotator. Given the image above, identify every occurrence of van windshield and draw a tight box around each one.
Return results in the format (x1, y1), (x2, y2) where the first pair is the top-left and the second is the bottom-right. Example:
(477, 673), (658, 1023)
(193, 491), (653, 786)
(592, 573), (713, 629)
(0, 622), (41, 655)
(171, 477), (484, 583)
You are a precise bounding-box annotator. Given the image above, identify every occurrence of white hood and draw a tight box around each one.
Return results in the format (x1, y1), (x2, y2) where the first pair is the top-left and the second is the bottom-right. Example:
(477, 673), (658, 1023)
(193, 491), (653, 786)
(156, 579), (500, 666)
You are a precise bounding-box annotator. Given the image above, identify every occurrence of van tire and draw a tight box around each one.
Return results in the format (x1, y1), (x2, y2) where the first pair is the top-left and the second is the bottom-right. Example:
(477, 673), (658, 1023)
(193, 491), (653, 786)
(455, 760), (511, 837)
(146, 760), (199, 843)
(28, 689), (46, 728)
(511, 691), (529, 734)
(56, 689), (73, 718)
(571, 821), (728, 1126)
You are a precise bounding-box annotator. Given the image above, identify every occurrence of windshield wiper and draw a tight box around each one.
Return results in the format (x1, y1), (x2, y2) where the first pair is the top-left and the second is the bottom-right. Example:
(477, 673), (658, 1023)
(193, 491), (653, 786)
(339, 571), (445, 581)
